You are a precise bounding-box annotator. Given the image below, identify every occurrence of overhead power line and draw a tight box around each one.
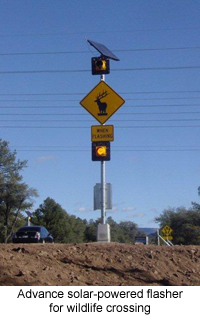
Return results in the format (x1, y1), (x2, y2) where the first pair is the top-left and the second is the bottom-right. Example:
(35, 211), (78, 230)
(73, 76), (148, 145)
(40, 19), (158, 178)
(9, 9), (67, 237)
(9, 148), (200, 153)
(1, 111), (200, 116)
(0, 90), (200, 96)
(11, 144), (200, 148)
(9, 144), (200, 153)
(0, 65), (200, 74)
(1, 110), (200, 116)
(13, 149), (200, 152)
(1, 125), (200, 129)
(115, 66), (200, 72)
(0, 97), (200, 102)
(2, 118), (200, 123)
(0, 104), (200, 110)
(0, 46), (200, 56)
(0, 26), (199, 37)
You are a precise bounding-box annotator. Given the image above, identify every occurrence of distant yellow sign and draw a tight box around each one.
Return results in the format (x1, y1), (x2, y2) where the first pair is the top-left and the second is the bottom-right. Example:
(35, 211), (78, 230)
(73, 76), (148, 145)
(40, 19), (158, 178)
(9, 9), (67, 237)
(79, 81), (125, 124)
(91, 125), (114, 142)
(162, 225), (173, 236)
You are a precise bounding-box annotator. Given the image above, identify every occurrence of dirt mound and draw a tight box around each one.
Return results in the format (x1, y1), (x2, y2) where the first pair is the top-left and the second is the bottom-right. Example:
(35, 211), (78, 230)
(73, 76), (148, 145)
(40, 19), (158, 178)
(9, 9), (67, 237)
(0, 243), (200, 286)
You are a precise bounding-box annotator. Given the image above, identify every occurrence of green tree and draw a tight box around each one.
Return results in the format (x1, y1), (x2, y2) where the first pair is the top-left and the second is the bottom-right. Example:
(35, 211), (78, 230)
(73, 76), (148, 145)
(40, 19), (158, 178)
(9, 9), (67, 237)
(191, 186), (200, 211)
(84, 217), (139, 243)
(118, 220), (138, 243)
(0, 139), (38, 243)
(65, 215), (87, 243)
(155, 207), (200, 245)
(32, 197), (87, 243)
(107, 216), (126, 242)
(33, 197), (70, 243)
(32, 198), (140, 244)
(84, 217), (124, 243)
(84, 219), (98, 242)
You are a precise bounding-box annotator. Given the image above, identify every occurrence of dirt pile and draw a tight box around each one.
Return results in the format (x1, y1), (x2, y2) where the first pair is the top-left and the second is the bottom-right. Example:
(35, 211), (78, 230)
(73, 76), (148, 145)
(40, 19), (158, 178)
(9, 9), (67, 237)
(0, 243), (200, 286)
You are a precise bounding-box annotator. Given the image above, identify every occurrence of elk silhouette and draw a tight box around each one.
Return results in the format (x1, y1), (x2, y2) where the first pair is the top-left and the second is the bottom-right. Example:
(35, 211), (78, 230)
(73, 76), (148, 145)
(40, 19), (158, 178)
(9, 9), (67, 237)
(94, 90), (109, 115)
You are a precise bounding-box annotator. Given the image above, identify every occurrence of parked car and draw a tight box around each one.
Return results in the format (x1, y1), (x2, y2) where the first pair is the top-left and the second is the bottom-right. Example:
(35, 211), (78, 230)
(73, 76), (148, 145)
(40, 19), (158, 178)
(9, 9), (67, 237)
(12, 226), (54, 243)
(135, 236), (149, 245)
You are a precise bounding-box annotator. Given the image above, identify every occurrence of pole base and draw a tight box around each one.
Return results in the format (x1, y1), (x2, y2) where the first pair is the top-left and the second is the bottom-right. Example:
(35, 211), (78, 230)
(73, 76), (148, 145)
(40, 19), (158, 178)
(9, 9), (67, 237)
(97, 223), (110, 242)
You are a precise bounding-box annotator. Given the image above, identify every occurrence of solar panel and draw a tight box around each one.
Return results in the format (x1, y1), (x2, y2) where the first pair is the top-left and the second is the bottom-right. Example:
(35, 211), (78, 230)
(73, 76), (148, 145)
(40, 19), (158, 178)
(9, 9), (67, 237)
(87, 39), (120, 61)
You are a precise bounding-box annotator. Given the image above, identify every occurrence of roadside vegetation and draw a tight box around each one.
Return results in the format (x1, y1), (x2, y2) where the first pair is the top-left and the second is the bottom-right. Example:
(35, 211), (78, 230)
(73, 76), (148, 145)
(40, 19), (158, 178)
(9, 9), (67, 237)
(1, 137), (200, 245)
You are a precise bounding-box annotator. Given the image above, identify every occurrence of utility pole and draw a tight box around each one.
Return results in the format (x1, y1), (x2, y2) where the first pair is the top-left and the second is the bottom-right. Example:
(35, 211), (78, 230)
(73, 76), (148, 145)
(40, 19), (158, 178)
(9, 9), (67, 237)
(96, 72), (111, 241)
(79, 39), (125, 242)
(100, 73), (106, 226)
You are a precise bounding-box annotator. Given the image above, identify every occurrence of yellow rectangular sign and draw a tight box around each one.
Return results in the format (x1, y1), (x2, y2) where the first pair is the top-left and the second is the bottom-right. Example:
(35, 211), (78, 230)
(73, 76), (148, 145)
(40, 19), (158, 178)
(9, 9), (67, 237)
(162, 236), (173, 241)
(91, 125), (114, 142)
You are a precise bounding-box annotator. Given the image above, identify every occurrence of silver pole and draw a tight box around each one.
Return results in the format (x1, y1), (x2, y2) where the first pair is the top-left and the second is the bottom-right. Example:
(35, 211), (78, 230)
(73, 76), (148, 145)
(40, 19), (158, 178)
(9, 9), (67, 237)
(100, 74), (106, 225)
(157, 229), (160, 246)
(101, 160), (106, 224)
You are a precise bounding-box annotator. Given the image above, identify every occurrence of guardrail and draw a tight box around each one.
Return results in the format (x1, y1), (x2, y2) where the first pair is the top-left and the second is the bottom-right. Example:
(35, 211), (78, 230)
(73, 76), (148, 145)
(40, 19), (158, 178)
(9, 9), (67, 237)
(157, 230), (173, 246)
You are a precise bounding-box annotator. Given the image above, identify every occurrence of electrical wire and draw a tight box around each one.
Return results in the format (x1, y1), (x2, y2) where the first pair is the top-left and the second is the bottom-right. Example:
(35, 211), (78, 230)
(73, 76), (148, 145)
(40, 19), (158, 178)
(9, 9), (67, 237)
(0, 26), (199, 37)
(1, 119), (200, 122)
(8, 148), (200, 153)
(0, 65), (200, 74)
(1, 125), (200, 128)
(1, 111), (200, 116)
(7, 143), (200, 152)
(0, 46), (200, 56)
(0, 90), (200, 96)
(0, 96), (199, 101)
(0, 104), (200, 109)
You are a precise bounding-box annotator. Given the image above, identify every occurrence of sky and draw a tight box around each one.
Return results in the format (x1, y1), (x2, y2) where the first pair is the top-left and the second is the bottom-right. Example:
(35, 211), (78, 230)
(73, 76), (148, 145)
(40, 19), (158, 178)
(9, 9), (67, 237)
(1, 0), (200, 228)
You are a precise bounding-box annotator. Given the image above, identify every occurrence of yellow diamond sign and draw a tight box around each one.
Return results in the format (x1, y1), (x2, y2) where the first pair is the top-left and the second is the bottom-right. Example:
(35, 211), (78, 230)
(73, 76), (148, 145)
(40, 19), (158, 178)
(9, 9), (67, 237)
(162, 225), (173, 236)
(79, 81), (125, 124)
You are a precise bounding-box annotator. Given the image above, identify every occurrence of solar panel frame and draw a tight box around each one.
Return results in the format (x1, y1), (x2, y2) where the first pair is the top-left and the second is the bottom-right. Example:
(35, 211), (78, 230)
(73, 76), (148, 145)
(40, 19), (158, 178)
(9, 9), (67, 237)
(87, 39), (120, 61)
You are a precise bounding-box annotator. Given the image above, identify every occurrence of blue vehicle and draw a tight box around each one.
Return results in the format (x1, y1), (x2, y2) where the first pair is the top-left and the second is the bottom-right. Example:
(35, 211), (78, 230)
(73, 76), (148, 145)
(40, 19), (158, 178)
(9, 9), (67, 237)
(135, 236), (149, 245)
(13, 226), (54, 244)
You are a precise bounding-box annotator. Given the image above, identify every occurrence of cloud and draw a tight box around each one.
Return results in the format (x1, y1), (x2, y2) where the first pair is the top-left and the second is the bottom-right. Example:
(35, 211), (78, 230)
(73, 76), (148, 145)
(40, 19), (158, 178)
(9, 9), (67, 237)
(36, 154), (56, 163)
(149, 207), (159, 214)
(75, 207), (92, 213)
(108, 205), (118, 213)
(126, 212), (146, 218)
(122, 206), (137, 212)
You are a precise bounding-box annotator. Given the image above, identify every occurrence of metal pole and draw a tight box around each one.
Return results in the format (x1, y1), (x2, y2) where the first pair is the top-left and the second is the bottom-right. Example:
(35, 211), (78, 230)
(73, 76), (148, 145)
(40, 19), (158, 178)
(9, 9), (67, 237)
(100, 74), (106, 225)
(101, 160), (106, 224)
(157, 229), (160, 246)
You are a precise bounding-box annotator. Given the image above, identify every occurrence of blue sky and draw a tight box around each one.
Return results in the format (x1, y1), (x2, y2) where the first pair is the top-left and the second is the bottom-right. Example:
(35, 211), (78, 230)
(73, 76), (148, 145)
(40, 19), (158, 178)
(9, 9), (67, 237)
(1, 0), (200, 228)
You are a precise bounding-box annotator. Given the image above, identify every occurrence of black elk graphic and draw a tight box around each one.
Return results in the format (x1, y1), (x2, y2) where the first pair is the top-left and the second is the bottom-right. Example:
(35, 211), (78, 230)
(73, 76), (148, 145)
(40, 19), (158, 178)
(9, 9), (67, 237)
(94, 90), (109, 115)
